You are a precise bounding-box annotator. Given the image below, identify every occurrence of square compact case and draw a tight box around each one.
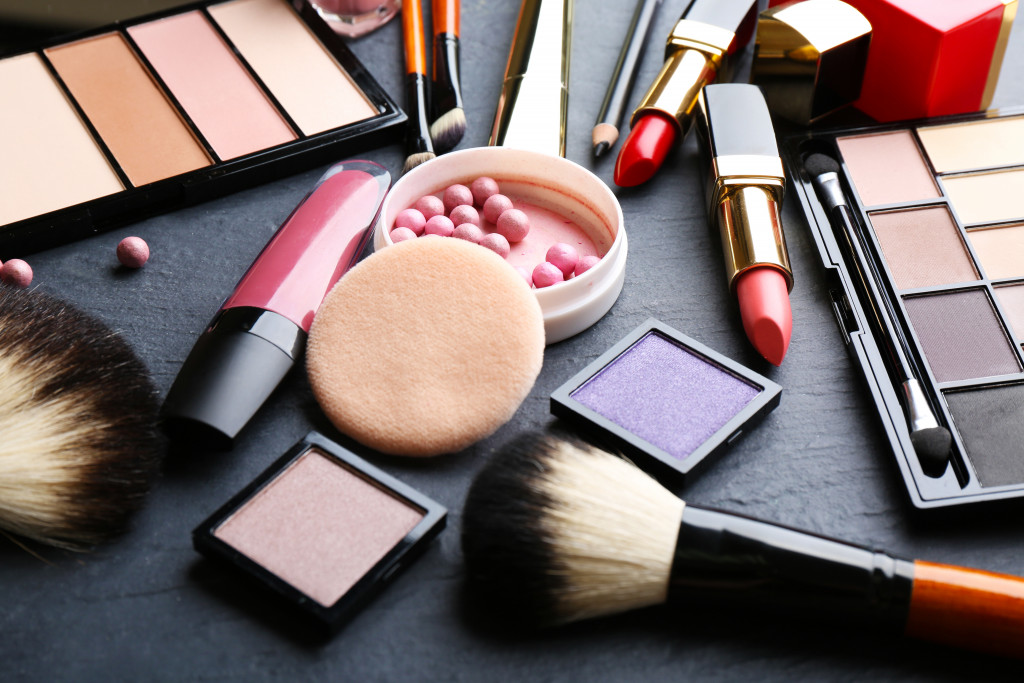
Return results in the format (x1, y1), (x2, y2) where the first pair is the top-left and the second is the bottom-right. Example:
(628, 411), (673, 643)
(0, 0), (404, 256)
(193, 431), (446, 633)
(551, 319), (782, 487)
(787, 108), (1024, 509)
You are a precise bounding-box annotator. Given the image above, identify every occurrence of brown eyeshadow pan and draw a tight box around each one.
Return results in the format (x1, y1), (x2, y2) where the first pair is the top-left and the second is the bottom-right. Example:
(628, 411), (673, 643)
(869, 207), (978, 290)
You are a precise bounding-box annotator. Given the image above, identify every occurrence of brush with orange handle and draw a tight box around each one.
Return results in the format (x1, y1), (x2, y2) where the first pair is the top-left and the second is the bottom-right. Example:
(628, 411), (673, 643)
(402, 0), (435, 174)
(429, 0), (465, 152)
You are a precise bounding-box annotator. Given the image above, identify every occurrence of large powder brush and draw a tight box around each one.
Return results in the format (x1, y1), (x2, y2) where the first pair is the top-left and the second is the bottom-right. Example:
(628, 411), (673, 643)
(462, 434), (1024, 659)
(0, 287), (161, 550)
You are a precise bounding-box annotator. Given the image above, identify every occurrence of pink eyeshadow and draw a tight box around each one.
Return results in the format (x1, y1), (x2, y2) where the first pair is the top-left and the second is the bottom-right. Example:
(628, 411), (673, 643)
(213, 448), (424, 607)
(836, 130), (941, 207)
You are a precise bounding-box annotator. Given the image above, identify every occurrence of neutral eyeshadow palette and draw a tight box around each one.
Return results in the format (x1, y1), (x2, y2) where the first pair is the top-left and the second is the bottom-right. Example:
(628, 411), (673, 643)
(787, 108), (1024, 509)
(193, 431), (446, 633)
(0, 0), (404, 256)
(551, 319), (782, 486)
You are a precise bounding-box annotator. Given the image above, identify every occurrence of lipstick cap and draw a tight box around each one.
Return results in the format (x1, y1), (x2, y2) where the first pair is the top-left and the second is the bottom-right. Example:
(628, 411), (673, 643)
(751, 0), (872, 124)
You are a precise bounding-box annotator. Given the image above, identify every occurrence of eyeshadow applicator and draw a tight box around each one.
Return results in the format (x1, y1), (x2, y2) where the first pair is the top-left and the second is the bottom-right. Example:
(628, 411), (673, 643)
(462, 435), (1024, 659)
(402, 0), (436, 173)
(805, 152), (952, 475)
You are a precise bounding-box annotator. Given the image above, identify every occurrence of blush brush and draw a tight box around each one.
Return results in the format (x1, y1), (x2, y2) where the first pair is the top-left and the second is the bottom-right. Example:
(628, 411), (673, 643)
(0, 287), (161, 550)
(462, 434), (1024, 658)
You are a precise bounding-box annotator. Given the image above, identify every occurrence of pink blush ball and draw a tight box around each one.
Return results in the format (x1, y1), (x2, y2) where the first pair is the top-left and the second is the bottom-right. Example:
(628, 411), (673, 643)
(479, 233), (510, 258)
(575, 254), (601, 276)
(470, 176), (500, 206)
(449, 204), (480, 227)
(483, 194), (513, 223)
(424, 215), (455, 237)
(546, 243), (579, 277)
(452, 223), (485, 243)
(414, 195), (445, 220)
(442, 184), (473, 214)
(532, 262), (563, 288)
(390, 227), (418, 243)
(395, 208), (426, 235)
(1, 259), (32, 288)
(116, 236), (150, 268)
(496, 208), (530, 243)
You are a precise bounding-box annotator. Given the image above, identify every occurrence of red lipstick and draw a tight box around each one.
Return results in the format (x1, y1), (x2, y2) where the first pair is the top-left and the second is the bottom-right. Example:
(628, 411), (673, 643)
(613, 0), (755, 187)
(162, 160), (390, 448)
(694, 84), (793, 365)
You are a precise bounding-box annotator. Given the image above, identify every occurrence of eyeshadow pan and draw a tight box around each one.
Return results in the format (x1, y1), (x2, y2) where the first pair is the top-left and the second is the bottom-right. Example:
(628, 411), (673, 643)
(944, 170), (1024, 225)
(869, 207), (978, 290)
(944, 385), (1024, 488)
(904, 289), (1020, 383)
(209, 0), (378, 135)
(994, 284), (1024, 344)
(967, 224), (1024, 280)
(836, 130), (941, 207)
(45, 32), (212, 186)
(213, 447), (424, 608)
(918, 116), (1024, 173)
(128, 11), (296, 160)
(0, 53), (123, 225)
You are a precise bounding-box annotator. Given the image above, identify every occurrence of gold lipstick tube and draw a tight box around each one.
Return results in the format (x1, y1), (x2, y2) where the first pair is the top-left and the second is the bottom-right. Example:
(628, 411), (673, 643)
(630, 0), (756, 139)
(695, 83), (792, 292)
(489, 0), (572, 157)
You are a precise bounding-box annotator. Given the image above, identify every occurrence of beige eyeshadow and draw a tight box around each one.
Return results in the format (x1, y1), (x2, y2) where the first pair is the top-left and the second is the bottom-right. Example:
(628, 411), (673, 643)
(836, 130), (941, 207)
(869, 207), (978, 290)
(209, 0), (378, 136)
(995, 285), (1024, 345)
(0, 53), (123, 225)
(945, 170), (1024, 225)
(45, 32), (211, 186)
(213, 448), (423, 608)
(967, 224), (1024, 280)
(918, 116), (1024, 173)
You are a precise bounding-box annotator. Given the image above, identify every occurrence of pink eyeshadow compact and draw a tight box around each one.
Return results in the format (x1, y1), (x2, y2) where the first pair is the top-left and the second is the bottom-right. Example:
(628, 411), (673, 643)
(193, 432), (446, 634)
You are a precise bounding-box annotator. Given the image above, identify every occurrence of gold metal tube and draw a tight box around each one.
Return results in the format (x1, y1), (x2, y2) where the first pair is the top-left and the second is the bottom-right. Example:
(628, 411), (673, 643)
(715, 184), (792, 291)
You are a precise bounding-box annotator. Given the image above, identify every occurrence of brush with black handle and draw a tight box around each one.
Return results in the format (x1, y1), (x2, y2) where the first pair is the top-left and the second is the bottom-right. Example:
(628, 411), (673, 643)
(462, 435), (1024, 658)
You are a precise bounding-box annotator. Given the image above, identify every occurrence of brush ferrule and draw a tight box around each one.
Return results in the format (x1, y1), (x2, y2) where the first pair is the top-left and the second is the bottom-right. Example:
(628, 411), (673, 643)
(669, 506), (915, 628)
(903, 379), (940, 432)
(812, 170), (846, 211)
(432, 33), (463, 114)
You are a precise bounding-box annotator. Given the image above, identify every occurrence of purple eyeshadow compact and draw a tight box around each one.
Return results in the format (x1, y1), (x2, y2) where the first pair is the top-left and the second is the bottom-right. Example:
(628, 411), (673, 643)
(551, 319), (782, 486)
(193, 431), (446, 634)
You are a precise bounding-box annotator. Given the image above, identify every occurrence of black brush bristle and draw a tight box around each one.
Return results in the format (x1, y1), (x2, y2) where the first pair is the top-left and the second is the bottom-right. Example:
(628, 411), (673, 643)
(804, 152), (840, 178)
(461, 434), (566, 627)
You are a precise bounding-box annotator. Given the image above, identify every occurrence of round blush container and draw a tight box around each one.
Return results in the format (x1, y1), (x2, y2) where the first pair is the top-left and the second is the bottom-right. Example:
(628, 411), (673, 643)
(373, 147), (627, 344)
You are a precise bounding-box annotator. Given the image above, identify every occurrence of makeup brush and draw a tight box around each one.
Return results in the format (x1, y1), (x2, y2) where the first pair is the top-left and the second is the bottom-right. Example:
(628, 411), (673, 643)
(429, 0), (465, 153)
(402, 0), (435, 174)
(805, 153), (952, 475)
(462, 435), (1024, 658)
(0, 287), (161, 550)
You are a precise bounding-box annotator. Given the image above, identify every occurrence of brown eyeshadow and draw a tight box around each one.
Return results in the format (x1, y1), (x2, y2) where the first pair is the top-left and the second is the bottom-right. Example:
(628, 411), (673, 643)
(836, 130), (941, 207)
(869, 207), (978, 290)
(45, 32), (211, 186)
(904, 289), (1021, 383)
(212, 448), (424, 607)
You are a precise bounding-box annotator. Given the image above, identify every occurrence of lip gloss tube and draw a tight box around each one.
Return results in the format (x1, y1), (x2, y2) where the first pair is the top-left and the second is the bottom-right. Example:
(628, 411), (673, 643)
(162, 160), (390, 449)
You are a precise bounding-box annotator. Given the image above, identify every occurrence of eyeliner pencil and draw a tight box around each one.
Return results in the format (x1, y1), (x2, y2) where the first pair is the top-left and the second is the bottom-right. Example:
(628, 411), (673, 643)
(805, 153), (952, 475)
(592, 0), (662, 158)
(429, 0), (466, 153)
(402, 0), (435, 174)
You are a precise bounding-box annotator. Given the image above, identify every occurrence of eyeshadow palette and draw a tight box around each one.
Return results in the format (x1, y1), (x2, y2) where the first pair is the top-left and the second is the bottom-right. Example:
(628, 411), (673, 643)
(551, 319), (782, 486)
(787, 108), (1024, 508)
(0, 0), (404, 256)
(193, 431), (446, 633)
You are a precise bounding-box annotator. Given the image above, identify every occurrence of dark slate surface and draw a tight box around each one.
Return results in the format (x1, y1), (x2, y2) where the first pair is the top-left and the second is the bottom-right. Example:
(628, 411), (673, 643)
(4, 1), (1024, 680)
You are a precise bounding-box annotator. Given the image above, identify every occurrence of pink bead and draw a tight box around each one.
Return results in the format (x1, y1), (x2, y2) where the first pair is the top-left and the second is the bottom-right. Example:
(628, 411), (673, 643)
(1, 259), (32, 288)
(483, 194), (513, 223)
(470, 176), (500, 206)
(575, 254), (601, 276)
(546, 243), (579, 277)
(514, 266), (532, 285)
(496, 208), (530, 243)
(116, 236), (150, 269)
(479, 233), (510, 258)
(414, 195), (445, 220)
(390, 227), (418, 243)
(532, 262), (563, 288)
(452, 223), (485, 243)
(449, 204), (480, 227)
(395, 208), (426, 235)
(442, 184), (473, 214)
(424, 215), (455, 237)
